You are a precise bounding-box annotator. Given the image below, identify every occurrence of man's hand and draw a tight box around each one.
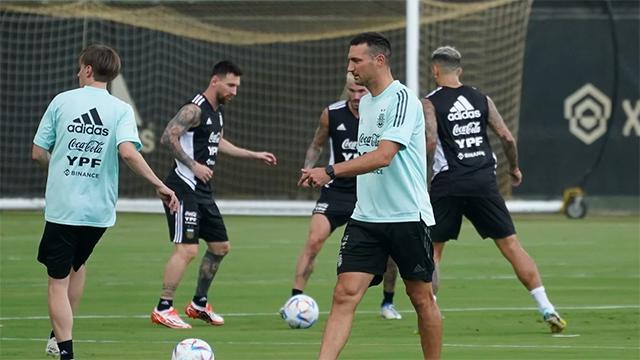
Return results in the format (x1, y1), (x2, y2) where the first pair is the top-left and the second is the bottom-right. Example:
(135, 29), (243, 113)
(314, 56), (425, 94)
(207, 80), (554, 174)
(254, 151), (278, 166)
(193, 163), (213, 182)
(298, 167), (330, 188)
(510, 167), (522, 187)
(156, 185), (179, 214)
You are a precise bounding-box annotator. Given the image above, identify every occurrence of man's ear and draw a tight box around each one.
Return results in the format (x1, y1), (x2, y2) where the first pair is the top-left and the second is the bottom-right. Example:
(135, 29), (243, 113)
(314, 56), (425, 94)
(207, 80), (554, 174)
(210, 74), (219, 87)
(85, 64), (94, 78)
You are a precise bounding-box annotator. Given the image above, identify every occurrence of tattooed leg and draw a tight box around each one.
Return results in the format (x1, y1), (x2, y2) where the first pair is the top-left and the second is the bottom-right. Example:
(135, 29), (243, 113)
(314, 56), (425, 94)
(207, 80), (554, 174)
(161, 244), (198, 299)
(195, 251), (225, 298)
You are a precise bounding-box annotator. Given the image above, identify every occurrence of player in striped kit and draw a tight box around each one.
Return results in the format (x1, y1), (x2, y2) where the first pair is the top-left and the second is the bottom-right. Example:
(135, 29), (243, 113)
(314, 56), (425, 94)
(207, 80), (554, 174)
(151, 60), (277, 329)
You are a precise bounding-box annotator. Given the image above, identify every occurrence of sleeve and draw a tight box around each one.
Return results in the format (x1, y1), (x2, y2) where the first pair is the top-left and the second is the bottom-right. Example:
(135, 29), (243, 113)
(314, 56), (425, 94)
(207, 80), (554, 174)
(116, 105), (142, 151)
(33, 98), (58, 151)
(380, 89), (421, 148)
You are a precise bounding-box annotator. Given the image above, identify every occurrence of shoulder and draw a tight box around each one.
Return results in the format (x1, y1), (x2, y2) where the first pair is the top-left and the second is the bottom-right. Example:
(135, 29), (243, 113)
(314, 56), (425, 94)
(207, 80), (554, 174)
(391, 84), (420, 107)
(424, 86), (443, 99)
(107, 93), (132, 109)
(360, 93), (373, 104)
(328, 100), (347, 111)
(52, 87), (84, 103)
(464, 85), (485, 96)
(189, 93), (206, 107)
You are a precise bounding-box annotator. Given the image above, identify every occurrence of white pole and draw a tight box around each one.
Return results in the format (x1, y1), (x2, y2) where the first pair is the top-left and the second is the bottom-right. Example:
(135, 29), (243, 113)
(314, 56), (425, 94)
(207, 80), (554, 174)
(406, 0), (420, 94)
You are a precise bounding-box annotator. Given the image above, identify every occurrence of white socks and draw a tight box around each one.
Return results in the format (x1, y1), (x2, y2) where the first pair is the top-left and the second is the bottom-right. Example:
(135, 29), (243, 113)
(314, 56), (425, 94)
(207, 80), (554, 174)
(530, 286), (555, 314)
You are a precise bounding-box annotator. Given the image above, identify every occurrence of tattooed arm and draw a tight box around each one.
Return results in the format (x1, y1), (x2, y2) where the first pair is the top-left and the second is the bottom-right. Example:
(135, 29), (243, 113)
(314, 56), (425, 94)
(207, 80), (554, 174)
(421, 99), (438, 165)
(161, 104), (213, 182)
(303, 108), (330, 169)
(487, 96), (522, 186)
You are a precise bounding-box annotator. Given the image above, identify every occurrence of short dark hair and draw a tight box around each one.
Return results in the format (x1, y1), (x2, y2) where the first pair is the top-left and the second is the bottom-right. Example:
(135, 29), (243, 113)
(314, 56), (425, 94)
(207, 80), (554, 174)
(79, 44), (121, 82)
(349, 32), (392, 61)
(211, 60), (243, 78)
(431, 46), (462, 72)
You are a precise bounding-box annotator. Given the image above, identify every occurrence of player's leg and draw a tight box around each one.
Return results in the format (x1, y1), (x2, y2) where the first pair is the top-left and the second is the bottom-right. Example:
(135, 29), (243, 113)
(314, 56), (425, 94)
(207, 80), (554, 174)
(319, 272), (374, 360)
(185, 201), (229, 325)
(429, 195), (464, 295)
(389, 220), (441, 359)
(466, 195), (566, 332)
(319, 220), (387, 359)
(380, 257), (402, 319)
(48, 275), (73, 358)
(494, 234), (541, 290)
(493, 234), (566, 332)
(67, 266), (86, 312)
(46, 265), (85, 357)
(293, 213), (332, 294)
(184, 240), (228, 326)
(152, 243), (198, 328)
(405, 280), (442, 359)
(39, 222), (105, 359)
(152, 200), (198, 329)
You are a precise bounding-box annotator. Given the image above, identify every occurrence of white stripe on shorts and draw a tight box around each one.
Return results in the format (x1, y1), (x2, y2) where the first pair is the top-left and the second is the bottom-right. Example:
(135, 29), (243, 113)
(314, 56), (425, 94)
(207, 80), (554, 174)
(173, 202), (183, 243)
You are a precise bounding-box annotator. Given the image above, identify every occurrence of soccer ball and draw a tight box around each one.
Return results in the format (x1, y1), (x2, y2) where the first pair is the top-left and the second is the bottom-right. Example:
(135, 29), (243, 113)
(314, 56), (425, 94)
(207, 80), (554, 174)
(281, 294), (319, 329)
(171, 338), (214, 360)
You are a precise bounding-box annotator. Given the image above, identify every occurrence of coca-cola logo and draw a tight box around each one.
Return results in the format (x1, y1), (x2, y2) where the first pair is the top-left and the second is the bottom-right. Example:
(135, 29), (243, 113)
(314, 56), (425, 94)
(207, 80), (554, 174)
(341, 139), (357, 150)
(452, 121), (481, 136)
(67, 138), (104, 153)
(358, 133), (380, 147)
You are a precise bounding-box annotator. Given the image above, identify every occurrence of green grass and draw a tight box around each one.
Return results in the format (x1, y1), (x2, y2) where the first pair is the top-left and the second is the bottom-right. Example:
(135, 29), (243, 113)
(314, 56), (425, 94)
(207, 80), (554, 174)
(1, 211), (639, 359)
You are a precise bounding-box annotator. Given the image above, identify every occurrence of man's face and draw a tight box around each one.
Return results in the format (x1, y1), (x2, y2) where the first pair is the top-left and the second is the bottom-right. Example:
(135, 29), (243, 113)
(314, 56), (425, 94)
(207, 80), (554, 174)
(345, 80), (368, 111)
(347, 44), (377, 88)
(212, 73), (241, 104)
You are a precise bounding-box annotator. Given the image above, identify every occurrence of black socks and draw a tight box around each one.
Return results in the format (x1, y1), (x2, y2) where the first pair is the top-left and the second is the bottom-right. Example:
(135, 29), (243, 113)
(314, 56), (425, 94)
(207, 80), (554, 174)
(157, 298), (173, 311)
(382, 291), (394, 306)
(57, 339), (73, 360)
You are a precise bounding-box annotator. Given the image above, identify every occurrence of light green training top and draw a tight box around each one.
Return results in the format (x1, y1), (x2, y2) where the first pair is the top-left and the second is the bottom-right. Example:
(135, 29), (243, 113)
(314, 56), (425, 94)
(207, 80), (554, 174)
(33, 86), (141, 227)
(351, 80), (435, 225)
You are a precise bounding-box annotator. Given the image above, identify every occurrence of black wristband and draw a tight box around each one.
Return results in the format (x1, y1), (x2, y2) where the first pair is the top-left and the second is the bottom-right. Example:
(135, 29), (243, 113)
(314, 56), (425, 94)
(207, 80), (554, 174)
(325, 165), (336, 180)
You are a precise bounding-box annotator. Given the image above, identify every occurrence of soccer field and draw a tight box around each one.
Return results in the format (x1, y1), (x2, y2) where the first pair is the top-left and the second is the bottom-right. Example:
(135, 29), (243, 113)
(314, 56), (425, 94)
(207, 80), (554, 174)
(1, 211), (638, 359)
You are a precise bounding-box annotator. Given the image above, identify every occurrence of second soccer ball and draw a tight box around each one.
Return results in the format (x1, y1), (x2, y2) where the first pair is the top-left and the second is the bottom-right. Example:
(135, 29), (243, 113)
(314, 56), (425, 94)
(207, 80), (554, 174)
(281, 294), (319, 329)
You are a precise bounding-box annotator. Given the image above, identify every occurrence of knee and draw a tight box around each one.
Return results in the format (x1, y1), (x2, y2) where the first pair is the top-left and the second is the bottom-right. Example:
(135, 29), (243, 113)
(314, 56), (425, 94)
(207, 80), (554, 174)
(305, 235), (326, 256)
(175, 245), (199, 261)
(406, 286), (436, 309)
(332, 282), (361, 305)
(209, 242), (231, 256)
(496, 235), (530, 259)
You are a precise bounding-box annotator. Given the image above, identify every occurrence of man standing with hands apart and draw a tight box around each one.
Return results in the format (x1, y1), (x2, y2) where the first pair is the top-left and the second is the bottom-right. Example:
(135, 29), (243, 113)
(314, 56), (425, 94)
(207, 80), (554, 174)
(300, 32), (442, 360)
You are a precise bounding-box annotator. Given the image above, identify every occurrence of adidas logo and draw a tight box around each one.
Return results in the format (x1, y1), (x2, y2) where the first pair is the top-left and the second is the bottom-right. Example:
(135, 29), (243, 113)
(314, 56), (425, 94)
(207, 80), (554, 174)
(336, 123), (347, 131)
(413, 264), (425, 273)
(206, 117), (213, 125)
(67, 108), (110, 136)
(447, 95), (481, 121)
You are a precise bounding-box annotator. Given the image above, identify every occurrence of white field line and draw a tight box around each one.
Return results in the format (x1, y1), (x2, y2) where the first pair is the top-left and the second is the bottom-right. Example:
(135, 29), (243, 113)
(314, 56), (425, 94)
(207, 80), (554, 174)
(0, 304), (637, 321)
(0, 337), (638, 351)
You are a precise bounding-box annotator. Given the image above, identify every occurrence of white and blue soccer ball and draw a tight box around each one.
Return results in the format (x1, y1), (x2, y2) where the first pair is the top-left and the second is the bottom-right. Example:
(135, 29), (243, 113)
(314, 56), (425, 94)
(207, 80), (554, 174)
(281, 294), (319, 329)
(171, 338), (214, 360)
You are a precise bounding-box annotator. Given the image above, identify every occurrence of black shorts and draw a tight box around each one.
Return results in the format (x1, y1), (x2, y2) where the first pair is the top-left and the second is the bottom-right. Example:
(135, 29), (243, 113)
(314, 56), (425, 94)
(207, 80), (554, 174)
(164, 197), (228, 244)
(312, 188), (356, 232)
(337, 219), (434, 285)
(430, 195), (516, 242)
(37, 221), (107, 279)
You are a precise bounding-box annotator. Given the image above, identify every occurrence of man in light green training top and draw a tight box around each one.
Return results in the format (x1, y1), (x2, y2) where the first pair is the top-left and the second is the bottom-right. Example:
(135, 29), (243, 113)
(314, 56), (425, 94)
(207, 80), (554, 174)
(299, 32), (442, 360)
(32, 44), (179, 360)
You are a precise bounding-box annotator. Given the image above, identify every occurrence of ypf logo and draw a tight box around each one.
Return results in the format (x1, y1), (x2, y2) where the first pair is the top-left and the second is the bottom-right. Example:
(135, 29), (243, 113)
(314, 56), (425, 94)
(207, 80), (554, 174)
(564, 83), (611, 145)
